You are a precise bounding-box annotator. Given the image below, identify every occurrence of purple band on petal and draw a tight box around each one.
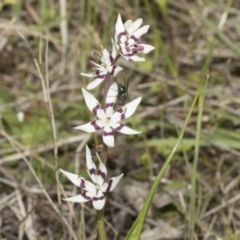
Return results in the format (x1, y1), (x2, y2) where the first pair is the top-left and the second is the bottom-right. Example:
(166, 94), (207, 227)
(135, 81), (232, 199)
(103, 131), (114, 136)
(105, 179), (112, 192)
(92, 105), (101, 116)
(80, 179), (86, 188)
(118, 32), (127, 41)
(126, 52), (136, 57)
(105, 102), (114, 109)
(89, 168), (96, 176)
(91, 120), (101, 130)
(117, 108), (123, 114)
(115, 123), (124, 131)
(117, 108), (126, 120)
(82, 192), (92, 200)
(98, 169), (106, 180)
(97, 73), (106, 79)
(93, 195), (105, 201)
(132, 45), (144, 52)
(130, 35), (140, 43)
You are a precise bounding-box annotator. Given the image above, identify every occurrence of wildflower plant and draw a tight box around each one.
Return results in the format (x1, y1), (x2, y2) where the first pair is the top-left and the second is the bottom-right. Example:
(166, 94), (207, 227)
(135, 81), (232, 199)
(60, 13), (154, 239)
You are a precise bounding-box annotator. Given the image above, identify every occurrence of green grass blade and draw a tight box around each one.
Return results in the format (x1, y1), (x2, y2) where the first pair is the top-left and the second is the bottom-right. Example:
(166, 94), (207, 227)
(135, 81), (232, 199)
(125, 74), (208, 240)
(189, 75), (208, 239)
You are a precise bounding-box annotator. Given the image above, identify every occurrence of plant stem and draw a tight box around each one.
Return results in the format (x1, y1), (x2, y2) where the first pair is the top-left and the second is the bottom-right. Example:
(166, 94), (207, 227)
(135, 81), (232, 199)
(103, 72), (111, 106)
(111, 53), (121, 65)
(96, 210), (107, 240)
(103, 54), (121, 106)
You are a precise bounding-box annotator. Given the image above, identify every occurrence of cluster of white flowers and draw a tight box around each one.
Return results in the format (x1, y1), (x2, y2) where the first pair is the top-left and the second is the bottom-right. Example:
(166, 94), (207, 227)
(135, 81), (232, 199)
(61, 14), (153, 210)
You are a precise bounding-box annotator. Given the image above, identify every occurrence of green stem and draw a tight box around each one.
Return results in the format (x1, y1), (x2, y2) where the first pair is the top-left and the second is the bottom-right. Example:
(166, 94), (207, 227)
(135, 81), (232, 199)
(189, 78), (207, 239)
(96, 210), (107, 240)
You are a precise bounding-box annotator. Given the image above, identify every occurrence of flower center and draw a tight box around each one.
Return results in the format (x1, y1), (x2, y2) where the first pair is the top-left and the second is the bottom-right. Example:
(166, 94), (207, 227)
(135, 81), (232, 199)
(105, 117), (111, 124)
(95, 183), (101, 190)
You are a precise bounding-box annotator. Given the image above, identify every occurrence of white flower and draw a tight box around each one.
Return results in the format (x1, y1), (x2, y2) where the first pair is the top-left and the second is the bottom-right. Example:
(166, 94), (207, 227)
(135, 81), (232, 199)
(81, 46), (123, 90)
(113, 14), (154, 61)
(60, 145), (123, 210)
(74, 83), (142, 147)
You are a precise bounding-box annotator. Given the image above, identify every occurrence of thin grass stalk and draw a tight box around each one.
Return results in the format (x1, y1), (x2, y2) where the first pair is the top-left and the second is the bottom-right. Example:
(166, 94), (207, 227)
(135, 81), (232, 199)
(189, 75), (208, 239)
(43, 36), (61, 204)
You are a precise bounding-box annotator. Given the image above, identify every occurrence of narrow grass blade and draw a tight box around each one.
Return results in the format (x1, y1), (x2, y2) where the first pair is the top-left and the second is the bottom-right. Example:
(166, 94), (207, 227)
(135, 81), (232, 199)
(189, 76), (208, 239)
(125, 74), (208, 240)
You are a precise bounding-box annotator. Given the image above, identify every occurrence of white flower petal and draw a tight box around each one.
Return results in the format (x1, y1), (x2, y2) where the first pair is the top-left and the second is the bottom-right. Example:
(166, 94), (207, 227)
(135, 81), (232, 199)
(112, 123), (142, 135)
(82, 87), (100, 112)
(60, 169), (96, 193)
(96, 153), (107, 186)
(112, 66), (123, 77)
(128, 38), (138, 46)
(112, 37), (119, 50)
(63, 192), (95, 203)
(81, 72), (97, 78)
(85, 145), (97, 183)
(121, 97), (142, 119)
(111, 40), (117, 58)
(119, 52), (129, 60)
(101, 49), (111, 65)
(87, 78), (104, 90)
(115, 14), (125, 37)
(124, 19), (132, 30)
(92, 191), (105, 210)
(101, 173), (124, 192)
(110, 97), (141, 122)
(105, 83), (118, 117)
(74, 120), (104, 132)
(129, 55), (145, 61)
(102, 125), (115, 147)
(139, 44), (155, 54)
(89, 61), (104, 70)
(109, 109), (122, 124)
(82, 88), (105, 119)
(132, 25), (150, 38)
(127, 18), (143, 35)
